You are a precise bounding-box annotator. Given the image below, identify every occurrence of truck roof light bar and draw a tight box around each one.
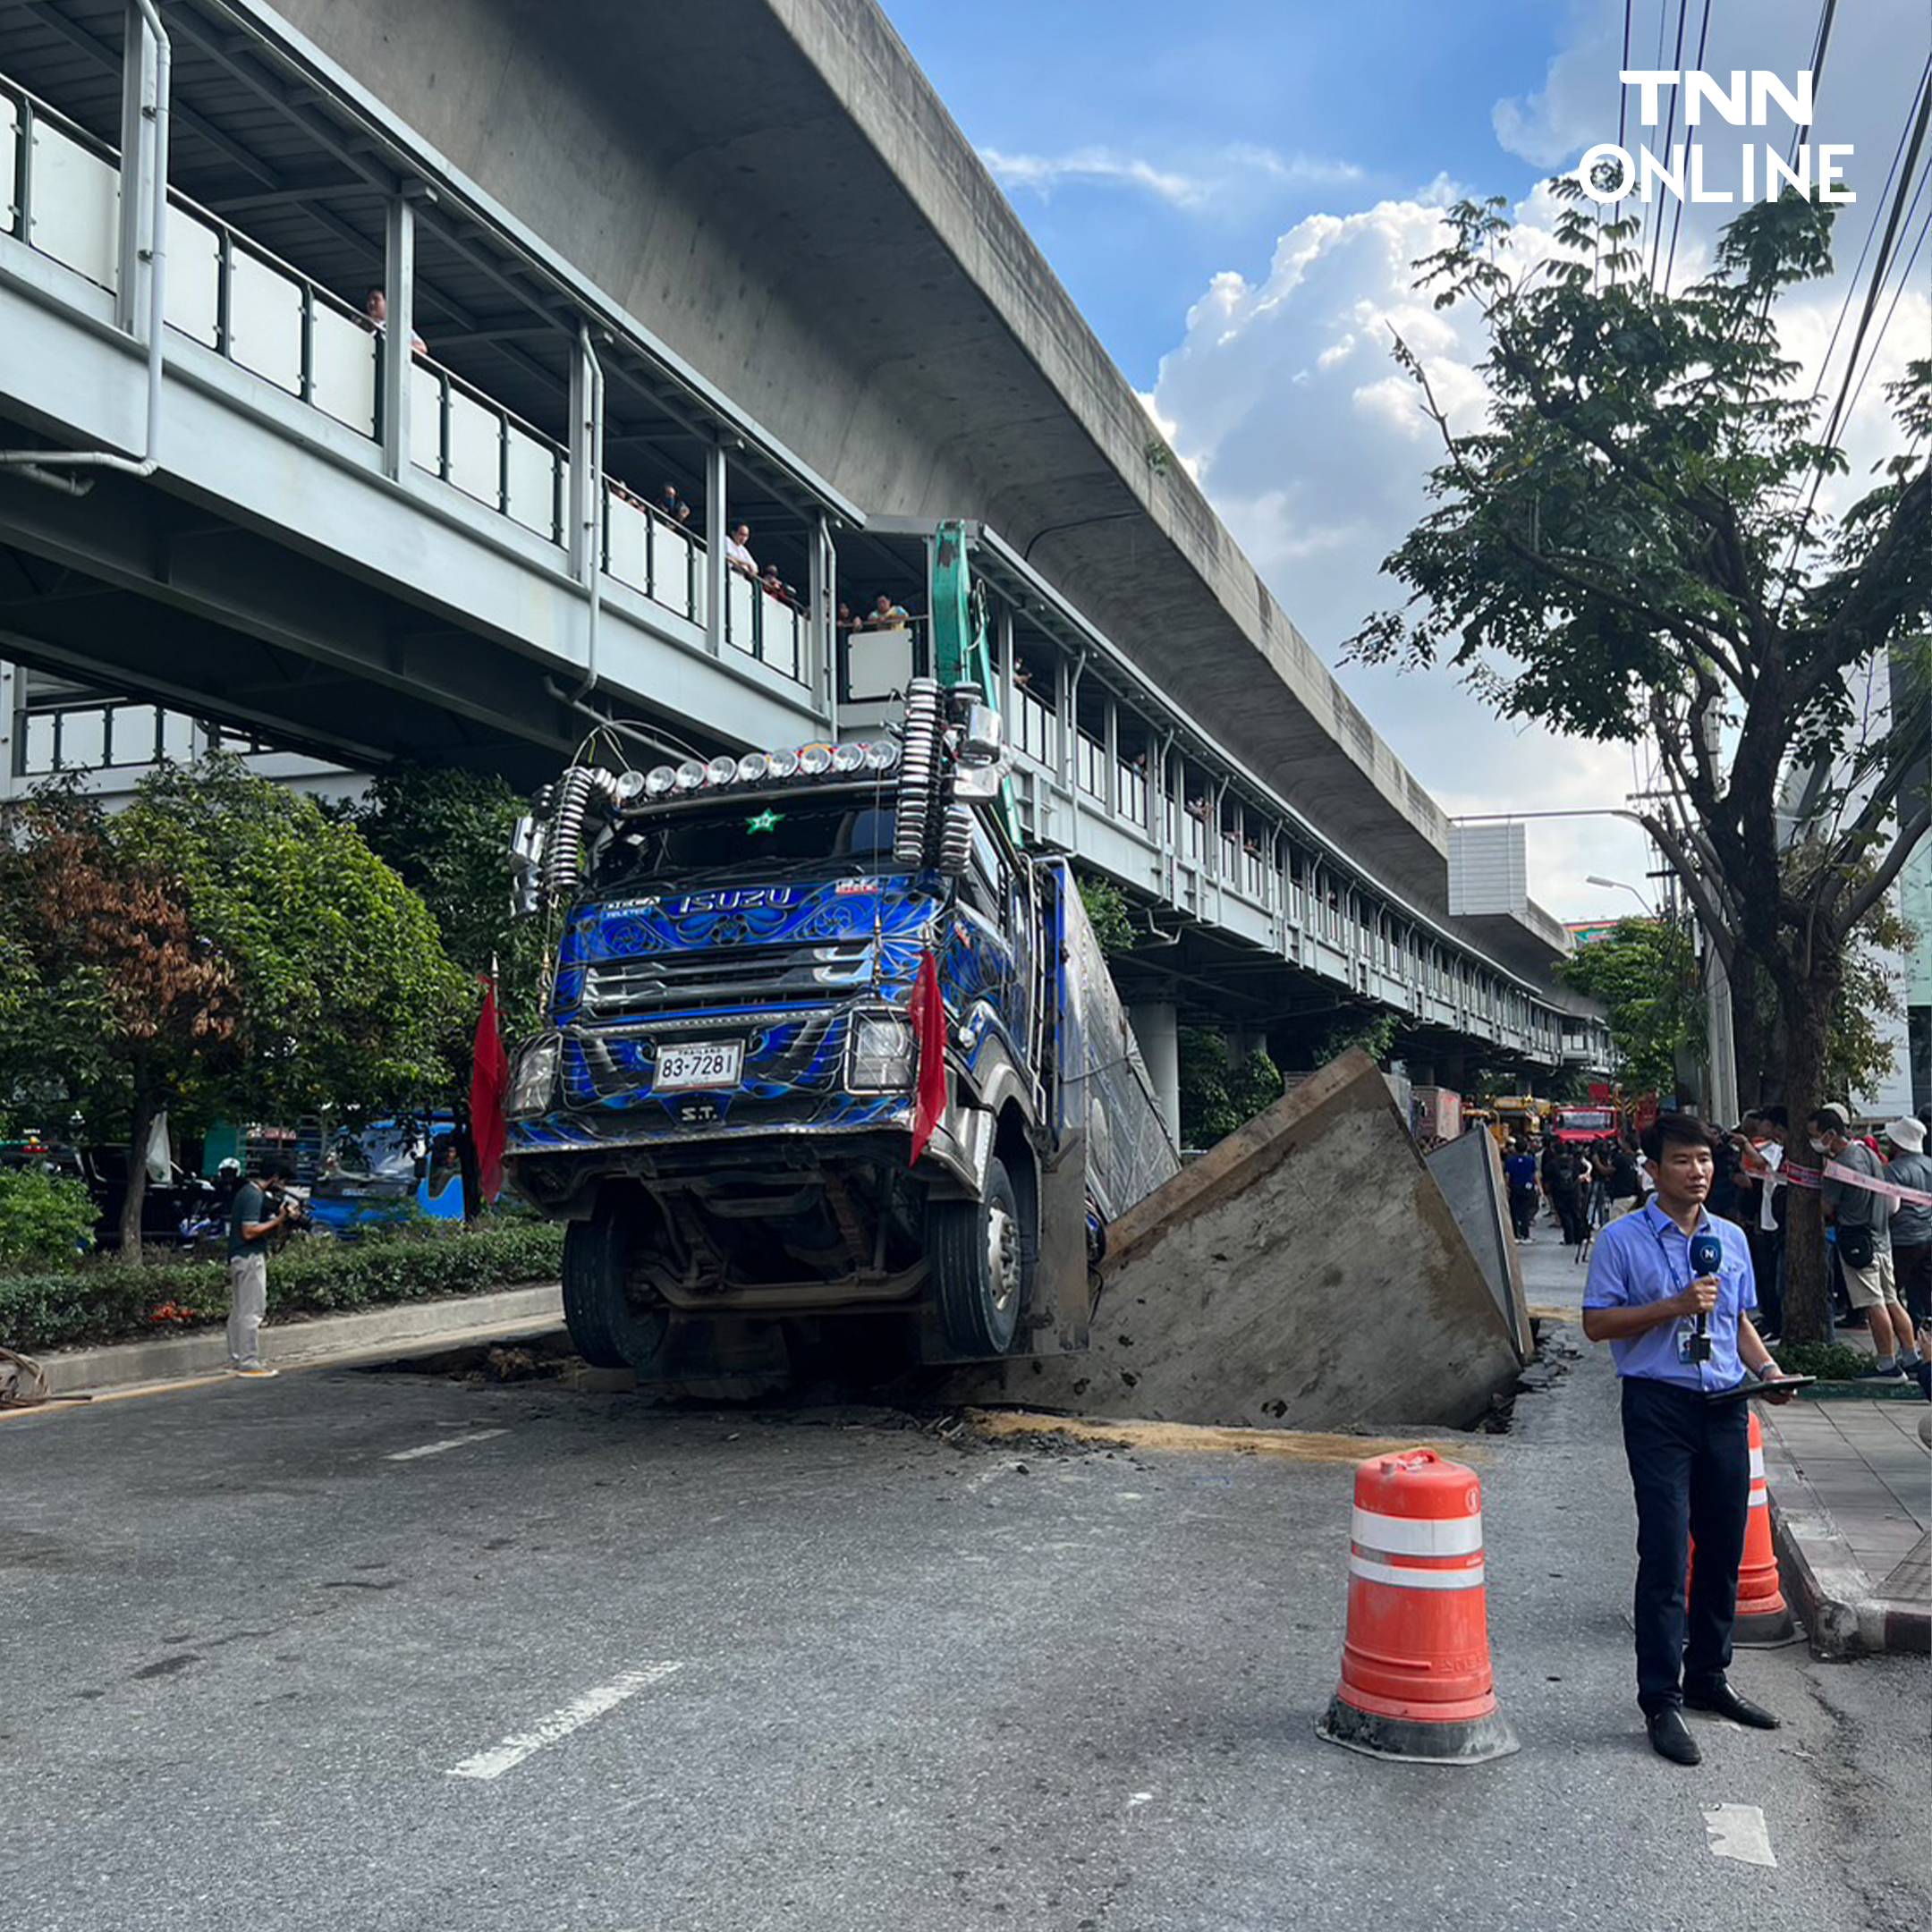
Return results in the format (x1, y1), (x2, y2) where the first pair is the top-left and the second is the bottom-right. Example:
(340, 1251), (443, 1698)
(633, 739), (900, 804)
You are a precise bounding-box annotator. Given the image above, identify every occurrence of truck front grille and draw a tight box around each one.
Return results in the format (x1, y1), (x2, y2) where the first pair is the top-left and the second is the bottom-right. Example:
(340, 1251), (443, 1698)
(580, 940), (872, 1020)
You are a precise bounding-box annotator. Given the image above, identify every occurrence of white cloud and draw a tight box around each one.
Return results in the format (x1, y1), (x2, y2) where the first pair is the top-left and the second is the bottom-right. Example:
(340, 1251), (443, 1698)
(980, 143), (1361, 211)
(981, 146), (1206, 207)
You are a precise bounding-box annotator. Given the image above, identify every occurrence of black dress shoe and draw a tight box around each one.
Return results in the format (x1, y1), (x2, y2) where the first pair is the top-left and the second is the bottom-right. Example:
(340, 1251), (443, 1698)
(1647, 1707), (1701, 1765)
(1684, 1683), (1781, 1729)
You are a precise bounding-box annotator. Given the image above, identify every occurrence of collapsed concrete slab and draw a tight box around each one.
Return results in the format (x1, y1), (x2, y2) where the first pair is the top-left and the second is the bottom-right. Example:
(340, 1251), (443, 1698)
(1425, 1128), (1534, 1361)
(957, 1048), (1526, 1430)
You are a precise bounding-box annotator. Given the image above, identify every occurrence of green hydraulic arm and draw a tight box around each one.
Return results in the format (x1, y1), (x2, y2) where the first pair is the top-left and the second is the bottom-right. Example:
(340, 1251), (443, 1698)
(930, 519), (1023, 844)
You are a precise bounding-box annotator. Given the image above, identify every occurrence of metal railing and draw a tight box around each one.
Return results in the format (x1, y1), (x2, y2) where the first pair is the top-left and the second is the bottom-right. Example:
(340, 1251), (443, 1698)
(604, 485), (704, 628)
(0, 64), (751, 657)
(723, 568), (802, 680)
(2, 75), (123, 292)
(409, 351), (565, 543)
(17, 699), (198, 775)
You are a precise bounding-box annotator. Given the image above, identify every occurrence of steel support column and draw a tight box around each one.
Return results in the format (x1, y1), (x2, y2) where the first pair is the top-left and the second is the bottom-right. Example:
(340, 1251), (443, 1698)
(380, 195), (414, 481)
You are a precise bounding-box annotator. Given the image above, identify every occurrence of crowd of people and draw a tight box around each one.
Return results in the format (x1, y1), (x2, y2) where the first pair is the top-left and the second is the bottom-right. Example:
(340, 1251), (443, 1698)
(1503, 1130), (1644, 1247)
(1501, 1102), (1932, 1369)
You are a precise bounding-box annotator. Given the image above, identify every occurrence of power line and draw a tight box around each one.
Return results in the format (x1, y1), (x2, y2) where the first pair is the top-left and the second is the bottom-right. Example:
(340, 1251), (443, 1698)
(1810, 52), (1930, 403)
(1839, 176), (1932, 435)
(1661, 0), (1715, 292)
(1648, 0), (1691, 288)
(1788, 0), (1840, 171)
(1819, 75), (1932, 455)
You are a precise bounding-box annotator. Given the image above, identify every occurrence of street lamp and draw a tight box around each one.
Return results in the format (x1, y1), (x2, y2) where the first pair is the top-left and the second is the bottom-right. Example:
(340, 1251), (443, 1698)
(1586, 874), (1655, 916)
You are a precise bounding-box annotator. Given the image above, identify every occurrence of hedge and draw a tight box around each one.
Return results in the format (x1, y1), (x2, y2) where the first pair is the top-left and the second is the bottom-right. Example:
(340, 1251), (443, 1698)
(0, 1219), (566, 1355)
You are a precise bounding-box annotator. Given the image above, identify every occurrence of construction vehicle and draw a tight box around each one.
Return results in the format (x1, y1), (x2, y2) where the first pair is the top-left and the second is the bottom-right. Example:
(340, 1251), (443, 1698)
(500, 521), (1176, 1379)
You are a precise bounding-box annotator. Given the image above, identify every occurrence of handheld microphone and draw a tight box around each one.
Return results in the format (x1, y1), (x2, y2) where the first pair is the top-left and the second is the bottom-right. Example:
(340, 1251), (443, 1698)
(1688, 1230), (1722, 1361)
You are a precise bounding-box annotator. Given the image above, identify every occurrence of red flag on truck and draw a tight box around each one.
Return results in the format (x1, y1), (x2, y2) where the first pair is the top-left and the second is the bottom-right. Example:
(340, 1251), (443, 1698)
(908, 949), (946, 1166)
(470, 975), (509, 1202)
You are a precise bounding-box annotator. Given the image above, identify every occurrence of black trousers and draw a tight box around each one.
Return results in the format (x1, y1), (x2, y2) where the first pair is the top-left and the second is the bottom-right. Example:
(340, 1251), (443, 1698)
(1509, 1186), (1537, 1239)
(1619, 1377), (1750, 1715)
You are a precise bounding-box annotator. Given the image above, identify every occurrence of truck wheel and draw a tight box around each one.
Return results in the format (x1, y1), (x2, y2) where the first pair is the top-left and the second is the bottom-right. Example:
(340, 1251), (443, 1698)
(930, 1154), (1030, 1357)
(562, 1210), (671, 1374)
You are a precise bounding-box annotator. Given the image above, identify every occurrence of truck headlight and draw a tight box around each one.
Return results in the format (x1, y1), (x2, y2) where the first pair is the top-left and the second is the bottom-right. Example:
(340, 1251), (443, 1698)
(506, 1036), (560, 1117)
(846, 1013), (915, 1091)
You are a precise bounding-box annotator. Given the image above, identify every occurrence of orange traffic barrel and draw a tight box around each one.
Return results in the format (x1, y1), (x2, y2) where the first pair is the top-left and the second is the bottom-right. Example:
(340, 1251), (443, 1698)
(1318, 1447), (1519, 1764)
(1686, 1409), (1794, 1644)
(1736, 1410), (1794, 1643)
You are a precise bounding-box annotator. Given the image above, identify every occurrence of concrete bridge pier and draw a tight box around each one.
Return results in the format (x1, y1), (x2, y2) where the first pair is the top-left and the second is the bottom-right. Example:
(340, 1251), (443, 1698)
(1131, 999), (1181, 1149)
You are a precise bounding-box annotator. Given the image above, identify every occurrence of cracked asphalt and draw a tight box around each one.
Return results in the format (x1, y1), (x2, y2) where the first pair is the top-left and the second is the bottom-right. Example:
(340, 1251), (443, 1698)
(2, 1240), (1925, 1931)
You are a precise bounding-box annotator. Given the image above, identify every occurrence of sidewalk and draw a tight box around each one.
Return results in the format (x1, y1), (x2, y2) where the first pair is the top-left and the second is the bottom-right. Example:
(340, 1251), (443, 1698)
(1760, 1394), (1931, 1658)
(13, 1283), (565, 1404)
(1513, 1206), (1930, 1658)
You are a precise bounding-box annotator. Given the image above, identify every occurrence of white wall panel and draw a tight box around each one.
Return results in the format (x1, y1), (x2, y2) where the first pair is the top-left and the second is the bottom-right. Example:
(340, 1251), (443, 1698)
(164, 205), (222, 347)
(228, 248), (303, 394)
(29, 121), (119, 290)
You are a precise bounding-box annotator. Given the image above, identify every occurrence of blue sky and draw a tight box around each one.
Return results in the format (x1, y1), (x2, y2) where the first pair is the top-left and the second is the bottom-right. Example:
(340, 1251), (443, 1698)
(885, 0), (1562, 387)
(878, 0), (1930, 924)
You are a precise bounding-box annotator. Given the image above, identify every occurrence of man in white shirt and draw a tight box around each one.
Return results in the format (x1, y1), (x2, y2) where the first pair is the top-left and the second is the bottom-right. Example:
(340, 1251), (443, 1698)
(724, 522), (758, 580)
(1734, 1106), (1786, 1340)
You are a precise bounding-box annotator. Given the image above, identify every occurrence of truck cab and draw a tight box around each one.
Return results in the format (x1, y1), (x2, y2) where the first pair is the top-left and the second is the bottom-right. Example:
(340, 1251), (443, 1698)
(503, 699), (1075, 1379)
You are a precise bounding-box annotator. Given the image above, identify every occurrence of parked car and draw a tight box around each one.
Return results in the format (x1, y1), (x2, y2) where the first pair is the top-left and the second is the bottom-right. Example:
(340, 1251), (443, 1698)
(0, 1140), (218, 1251)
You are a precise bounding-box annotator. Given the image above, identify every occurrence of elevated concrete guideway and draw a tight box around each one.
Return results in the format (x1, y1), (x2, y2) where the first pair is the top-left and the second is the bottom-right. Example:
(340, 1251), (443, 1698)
(0, 0), (1601, 1073)
(259, 0), (1541, 948)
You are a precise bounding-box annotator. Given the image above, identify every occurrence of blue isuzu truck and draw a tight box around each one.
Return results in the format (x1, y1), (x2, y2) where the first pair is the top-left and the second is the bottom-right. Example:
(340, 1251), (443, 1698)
(502, 527), (1174, 1381)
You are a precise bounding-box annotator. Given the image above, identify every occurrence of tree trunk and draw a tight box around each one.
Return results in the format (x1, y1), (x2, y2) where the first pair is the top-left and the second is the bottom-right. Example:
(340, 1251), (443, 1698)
(115, 1086), (162, 1267)
(1776, 983), (1835, 1344)
(1729, 956), (1770, 1108)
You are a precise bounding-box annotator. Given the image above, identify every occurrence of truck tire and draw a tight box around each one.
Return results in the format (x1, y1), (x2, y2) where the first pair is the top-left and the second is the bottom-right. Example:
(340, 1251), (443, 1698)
(561, 1209), (671, 1374)
(929, 1153), (1029, 1357)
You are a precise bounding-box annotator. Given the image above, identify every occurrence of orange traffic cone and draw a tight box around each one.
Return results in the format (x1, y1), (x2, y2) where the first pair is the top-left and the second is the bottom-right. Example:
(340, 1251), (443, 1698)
(1736, 1410), (1794, 1643)
(1685, 1410), (1794, 1646)
(1318, 1447), (1519, 1764)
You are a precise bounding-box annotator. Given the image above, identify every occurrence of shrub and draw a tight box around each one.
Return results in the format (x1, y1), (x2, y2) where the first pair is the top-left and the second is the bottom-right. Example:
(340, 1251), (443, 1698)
(0, 1218), (566, 1354)
(0, 1166), (98, 1267)
(1775, 1341), (1885, 1383)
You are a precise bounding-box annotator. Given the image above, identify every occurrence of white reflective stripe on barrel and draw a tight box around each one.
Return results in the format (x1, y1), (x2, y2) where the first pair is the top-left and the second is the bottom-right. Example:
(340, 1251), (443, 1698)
(1349, 1555), (1487, 1591)
(1748, 1489), (1767, 1508)
(1749, 1449), (1765, 1479)
(1351, 1506), (1483, 1558)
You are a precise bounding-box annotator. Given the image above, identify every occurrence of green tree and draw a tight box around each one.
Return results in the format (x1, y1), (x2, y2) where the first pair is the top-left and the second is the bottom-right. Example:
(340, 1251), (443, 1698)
(1177, 1027), (1282, 1148)
(350, 764), (547, 1036)
(1556, 919), (1701, 1098)
(1075, 871), (1137, 957)
(0, 782), (240, 1257)
(118, 758), (470, 1130)
(1350, 189), (1930, 1340)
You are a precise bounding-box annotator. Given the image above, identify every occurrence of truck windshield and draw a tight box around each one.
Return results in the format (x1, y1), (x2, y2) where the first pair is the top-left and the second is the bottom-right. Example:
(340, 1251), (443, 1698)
(597, 796), (899, 884)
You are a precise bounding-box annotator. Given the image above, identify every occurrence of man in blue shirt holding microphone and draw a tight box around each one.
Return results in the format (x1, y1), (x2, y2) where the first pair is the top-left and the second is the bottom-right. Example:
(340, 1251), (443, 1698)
(1583, 1111), (1794, 1765)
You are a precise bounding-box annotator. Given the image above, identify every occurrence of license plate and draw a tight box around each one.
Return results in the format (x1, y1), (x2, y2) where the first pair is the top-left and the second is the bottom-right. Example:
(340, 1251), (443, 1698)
(656, 1039), (744, 1091)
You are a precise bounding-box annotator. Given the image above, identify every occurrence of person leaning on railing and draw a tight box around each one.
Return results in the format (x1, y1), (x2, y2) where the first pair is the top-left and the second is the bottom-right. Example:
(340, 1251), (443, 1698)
(361, 286), (426, 353)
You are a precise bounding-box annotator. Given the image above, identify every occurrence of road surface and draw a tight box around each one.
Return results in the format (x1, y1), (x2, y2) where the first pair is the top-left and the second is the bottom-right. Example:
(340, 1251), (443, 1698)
(2, 1240), (1925, 1930)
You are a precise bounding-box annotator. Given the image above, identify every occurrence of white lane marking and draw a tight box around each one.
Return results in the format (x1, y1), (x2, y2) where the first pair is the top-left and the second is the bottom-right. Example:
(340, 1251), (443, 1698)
(386, 1429), (509, 1462)
(1126, 1791), (1154, 1809)
(1702, 1803), (1776, 1868)
(449, 1662), (684, 1781)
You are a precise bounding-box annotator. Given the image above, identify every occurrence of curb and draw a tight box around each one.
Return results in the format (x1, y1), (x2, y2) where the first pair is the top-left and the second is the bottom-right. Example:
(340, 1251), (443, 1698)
(24, 1283), (566, 1399)
(1760, 1425), (1932, 1660)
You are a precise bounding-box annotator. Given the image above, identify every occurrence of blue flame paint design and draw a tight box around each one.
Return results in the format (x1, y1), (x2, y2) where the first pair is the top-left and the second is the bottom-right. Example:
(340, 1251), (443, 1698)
(507, 874), (1027, 1158)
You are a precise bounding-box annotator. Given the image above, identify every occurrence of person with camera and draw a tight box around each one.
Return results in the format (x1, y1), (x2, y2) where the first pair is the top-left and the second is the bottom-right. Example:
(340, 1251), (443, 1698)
(1582, 1112), (1791, 1766)
(227, 1157), (301, 1378)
